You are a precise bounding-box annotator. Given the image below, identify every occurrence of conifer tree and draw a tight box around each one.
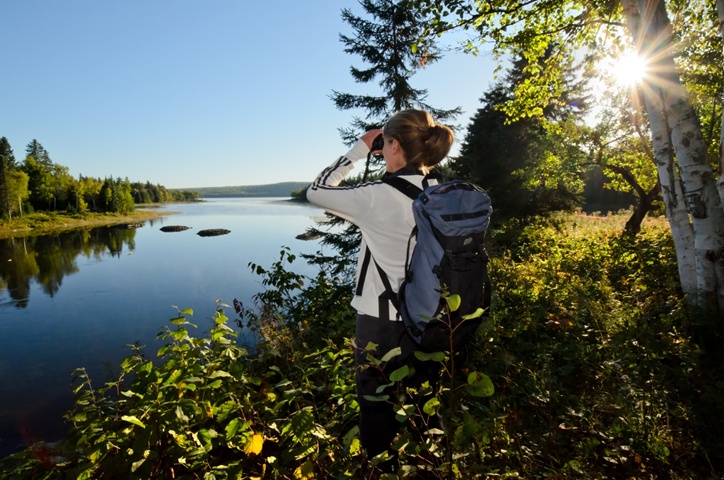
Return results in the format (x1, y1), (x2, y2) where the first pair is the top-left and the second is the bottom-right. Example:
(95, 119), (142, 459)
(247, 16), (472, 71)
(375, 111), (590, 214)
(25, 139), (51, 167)
(333, 0), (460, 177)
(304, 0), (461, 276)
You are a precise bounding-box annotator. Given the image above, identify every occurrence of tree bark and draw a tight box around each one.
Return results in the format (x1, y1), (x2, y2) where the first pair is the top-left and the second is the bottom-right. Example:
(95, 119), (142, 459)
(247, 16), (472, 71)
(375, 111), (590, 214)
(716, 0), (724, 205)
(643, 0), (724, 310)
(624, 181), (660, 235)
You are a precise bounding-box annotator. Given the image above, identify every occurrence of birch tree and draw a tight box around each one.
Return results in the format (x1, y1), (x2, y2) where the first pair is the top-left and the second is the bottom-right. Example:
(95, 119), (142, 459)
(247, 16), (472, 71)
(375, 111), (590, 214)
(716, 0), (724, 203)
(415, 0), (722, 309)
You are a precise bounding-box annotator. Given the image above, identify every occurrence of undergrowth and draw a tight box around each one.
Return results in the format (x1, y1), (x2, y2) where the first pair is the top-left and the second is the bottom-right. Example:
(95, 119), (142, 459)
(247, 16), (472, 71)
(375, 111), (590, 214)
(1, 213), (722, 479)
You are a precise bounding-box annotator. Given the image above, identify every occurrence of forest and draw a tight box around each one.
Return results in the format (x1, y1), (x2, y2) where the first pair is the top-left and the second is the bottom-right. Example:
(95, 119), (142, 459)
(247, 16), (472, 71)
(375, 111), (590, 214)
(0, 138), (200, 220)
(2, 0), (724, 478)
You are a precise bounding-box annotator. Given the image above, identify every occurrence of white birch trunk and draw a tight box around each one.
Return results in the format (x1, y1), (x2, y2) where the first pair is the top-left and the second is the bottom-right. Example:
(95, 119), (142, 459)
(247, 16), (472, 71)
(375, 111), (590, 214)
(716, 0), (724, 205)
(621, 0), (696, 298)
(645, 0), (724, 310)
(622, 0), (723, 307)
(646, 91), (696, 297)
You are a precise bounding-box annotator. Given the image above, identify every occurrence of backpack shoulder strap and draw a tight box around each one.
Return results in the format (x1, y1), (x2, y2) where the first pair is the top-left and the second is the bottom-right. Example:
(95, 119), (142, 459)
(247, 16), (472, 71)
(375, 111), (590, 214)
(381, 175), (423, 200)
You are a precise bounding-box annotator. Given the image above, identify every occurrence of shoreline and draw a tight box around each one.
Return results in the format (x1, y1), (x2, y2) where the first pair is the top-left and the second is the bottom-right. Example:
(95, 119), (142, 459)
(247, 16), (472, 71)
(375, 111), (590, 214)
(0, 209), (180, 240)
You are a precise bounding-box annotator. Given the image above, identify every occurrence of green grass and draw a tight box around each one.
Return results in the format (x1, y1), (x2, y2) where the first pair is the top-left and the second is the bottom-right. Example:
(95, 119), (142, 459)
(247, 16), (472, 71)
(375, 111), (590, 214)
(0, 210), (178, 239)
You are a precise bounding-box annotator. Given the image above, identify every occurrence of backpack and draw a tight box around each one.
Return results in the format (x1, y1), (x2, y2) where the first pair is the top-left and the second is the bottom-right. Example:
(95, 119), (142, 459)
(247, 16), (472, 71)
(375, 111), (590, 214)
(377, 175), (493, 353)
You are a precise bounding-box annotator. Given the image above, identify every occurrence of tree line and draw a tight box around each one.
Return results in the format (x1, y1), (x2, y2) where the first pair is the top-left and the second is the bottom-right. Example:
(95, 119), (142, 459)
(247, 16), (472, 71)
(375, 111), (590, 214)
(0, 137), (200, 220)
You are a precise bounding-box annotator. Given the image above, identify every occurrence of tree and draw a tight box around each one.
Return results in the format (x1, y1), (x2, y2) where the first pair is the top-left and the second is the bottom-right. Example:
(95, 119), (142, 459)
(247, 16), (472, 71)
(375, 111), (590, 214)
(6, 170), (30, 218)
(25, 139), (52, 168)
(66, 179), (87, 213)
(584, 55), (662, 233)
(22, 156), (54, 211)
(415, 0), (722, 309)
(304, 0), (464, 274)
(333, 0), (460, 177)
(79, 176), (103, 211)
(0, 137), (17, 219)
(453, 53), (588, 220)
(99, 177), (135, 214)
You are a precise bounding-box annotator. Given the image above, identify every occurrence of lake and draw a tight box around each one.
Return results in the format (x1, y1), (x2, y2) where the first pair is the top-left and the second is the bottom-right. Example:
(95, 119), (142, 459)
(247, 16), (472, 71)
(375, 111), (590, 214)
(0, 198), (327, 458)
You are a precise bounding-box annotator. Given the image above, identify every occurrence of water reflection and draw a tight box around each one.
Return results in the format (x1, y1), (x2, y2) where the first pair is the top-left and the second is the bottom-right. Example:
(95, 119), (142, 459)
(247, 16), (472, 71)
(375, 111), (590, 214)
(0, 227), (139, 309)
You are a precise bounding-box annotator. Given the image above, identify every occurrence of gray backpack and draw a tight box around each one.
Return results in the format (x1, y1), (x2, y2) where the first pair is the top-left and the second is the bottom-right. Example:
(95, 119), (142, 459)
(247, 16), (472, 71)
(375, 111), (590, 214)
(378, 175), (493, 353)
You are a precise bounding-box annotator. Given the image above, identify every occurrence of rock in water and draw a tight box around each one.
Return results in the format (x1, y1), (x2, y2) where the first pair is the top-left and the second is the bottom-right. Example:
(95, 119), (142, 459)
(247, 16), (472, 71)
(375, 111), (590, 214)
(160, 225), (191, 232)
(197, 229), (231, 237)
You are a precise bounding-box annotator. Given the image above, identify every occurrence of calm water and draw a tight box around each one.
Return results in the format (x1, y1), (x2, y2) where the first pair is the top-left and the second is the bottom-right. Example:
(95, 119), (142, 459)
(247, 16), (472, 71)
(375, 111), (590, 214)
(0, 198), (326, 457)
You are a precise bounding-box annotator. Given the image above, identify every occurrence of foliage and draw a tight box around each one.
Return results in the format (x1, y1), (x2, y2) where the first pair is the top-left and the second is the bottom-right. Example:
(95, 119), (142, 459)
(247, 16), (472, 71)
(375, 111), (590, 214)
(100, 177), (135, 214)
(468, 212), (723, 478)
(452, 54), (587, 220)
(2, 214), (723, 478)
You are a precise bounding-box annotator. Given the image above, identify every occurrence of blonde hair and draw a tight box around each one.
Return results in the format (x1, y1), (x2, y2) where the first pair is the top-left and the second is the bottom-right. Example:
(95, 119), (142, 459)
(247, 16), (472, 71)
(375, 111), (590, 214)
(383, 109), (454, 173)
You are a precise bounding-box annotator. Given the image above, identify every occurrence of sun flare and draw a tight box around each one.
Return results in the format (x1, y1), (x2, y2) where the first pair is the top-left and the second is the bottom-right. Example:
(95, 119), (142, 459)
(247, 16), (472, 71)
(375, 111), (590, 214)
(612, 52), (648, 86)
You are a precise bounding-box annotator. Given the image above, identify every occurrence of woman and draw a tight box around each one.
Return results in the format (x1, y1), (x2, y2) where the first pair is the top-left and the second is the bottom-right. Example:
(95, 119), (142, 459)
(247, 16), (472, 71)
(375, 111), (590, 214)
(307, 109), (454, 472)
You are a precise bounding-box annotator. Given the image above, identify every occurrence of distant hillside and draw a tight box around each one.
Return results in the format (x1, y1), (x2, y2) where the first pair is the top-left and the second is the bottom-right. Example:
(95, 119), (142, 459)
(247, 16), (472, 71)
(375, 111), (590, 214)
(180, 182), (310, 198)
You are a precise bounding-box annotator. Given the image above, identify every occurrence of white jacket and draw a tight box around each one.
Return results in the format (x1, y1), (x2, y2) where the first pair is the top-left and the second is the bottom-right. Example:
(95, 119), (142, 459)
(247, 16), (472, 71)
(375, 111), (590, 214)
(307, 139), (435, 321)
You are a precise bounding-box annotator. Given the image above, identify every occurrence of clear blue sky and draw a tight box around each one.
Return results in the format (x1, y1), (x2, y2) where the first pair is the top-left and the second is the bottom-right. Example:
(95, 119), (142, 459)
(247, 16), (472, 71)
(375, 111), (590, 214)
(1, 1), (498, 189)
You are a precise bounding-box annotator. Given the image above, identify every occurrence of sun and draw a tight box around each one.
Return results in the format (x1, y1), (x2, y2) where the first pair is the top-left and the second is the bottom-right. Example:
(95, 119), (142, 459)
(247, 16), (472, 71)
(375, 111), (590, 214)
(612, 51), (648, 86)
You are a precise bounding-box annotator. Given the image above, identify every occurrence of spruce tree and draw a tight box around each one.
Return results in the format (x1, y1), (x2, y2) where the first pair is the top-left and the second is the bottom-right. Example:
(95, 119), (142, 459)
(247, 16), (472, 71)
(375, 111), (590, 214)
(333, 0), (460, 176)
(304, 0), (462, 276)
(25, 139), (52, 167)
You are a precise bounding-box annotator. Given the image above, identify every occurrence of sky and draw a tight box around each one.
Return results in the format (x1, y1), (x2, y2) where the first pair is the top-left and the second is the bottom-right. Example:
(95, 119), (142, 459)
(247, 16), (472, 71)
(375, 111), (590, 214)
(0, 1), (500, 189)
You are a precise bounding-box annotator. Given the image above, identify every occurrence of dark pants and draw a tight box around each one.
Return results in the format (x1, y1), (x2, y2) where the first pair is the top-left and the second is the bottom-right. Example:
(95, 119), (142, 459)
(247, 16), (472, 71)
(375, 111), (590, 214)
(354, 313), (442, 464)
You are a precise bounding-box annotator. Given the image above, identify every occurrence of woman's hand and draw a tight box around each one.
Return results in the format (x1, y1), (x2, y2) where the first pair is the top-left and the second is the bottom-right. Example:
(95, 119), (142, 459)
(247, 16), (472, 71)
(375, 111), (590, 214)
(361, 129), (384, 154)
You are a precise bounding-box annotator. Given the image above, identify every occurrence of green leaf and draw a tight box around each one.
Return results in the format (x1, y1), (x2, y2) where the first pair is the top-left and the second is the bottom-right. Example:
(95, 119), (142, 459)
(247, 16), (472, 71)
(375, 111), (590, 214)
(453, 413), (484, 446)
(414, 350), (446, 362)
(380, 346), (402, 362)
(198, 429), (216, 449)
(446, 294), (461, 312)
(415, 350), (434, 361)
(176, 406), (190, 422)
(121, 415), (145, 428)
(362, 394), (390, 402)
(343, 426), (360, 447)
(138, 361), (153, 374)
(163, 369), (184, 385)
(290, 408), (315, 441)
(467, 371), (494, 397)
(462, 307), (484, 320)
(375, 382), (394, 394)
(206, 379), (223, 389)
(131, 457), (146, 473)
(389, 364), (410, 382)
(225, 418), (243, 440)
(423, 397), (441, 415)
(394, 404), (416, 422)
